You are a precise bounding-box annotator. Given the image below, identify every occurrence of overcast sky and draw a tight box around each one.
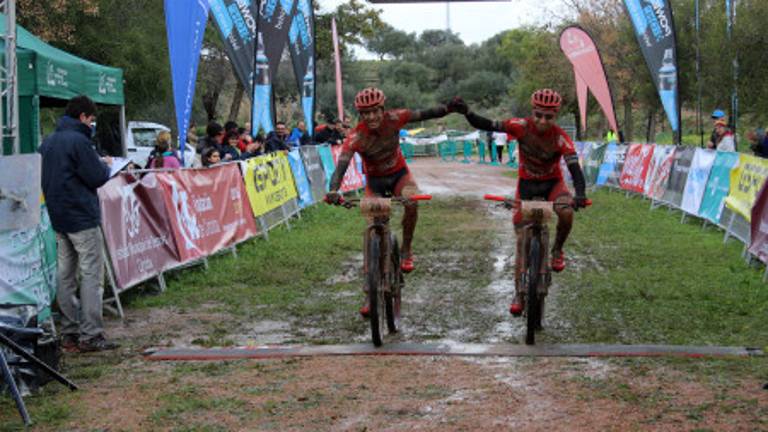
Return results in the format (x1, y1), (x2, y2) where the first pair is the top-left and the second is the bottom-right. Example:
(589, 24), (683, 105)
(317, 0), (573, 56)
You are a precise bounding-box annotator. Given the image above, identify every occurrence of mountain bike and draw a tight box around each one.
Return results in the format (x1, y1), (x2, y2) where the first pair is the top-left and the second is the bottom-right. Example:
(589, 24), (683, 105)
(338, 194), (432, 347)
(484, 194), (590, 345)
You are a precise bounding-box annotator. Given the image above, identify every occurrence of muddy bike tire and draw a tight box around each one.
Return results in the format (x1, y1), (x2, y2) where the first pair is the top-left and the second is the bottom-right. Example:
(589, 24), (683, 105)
(367, 233), (385, 347)
(386, 234), (401, 334)
(525, 236), (541, 345)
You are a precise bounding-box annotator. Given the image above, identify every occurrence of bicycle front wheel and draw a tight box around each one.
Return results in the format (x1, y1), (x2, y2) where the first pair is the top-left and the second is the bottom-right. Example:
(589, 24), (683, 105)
(386, 233), (402, 334)
(367, 233), (385, 347)
(525, 236), (541, 346)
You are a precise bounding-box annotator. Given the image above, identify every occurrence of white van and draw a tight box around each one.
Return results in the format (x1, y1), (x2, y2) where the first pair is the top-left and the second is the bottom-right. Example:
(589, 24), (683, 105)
(124, 121), (196, 168)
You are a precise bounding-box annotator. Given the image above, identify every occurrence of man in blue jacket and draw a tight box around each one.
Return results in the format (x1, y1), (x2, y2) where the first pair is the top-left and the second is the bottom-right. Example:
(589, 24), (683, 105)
(39, 95), (118, 353)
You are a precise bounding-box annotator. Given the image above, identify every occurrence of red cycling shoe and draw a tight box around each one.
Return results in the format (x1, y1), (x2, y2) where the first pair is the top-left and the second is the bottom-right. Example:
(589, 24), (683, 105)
(401, 256), (415, 273)
(509, 302), (523, 316)
(359, 304), (370, 318)
(551, 250), (565, 272)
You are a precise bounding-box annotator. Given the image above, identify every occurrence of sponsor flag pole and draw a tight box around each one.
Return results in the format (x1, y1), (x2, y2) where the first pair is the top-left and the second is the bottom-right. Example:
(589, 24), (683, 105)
(164, 0), (211, 166)
(726, 0), (739, 150)
(332, 17), (344, 123)
(696, 0), (703, 148)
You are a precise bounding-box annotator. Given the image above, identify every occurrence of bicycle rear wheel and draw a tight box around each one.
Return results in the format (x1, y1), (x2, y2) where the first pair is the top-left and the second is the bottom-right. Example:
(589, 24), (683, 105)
(525, 236), (541, 345)
(367, 233), (385, 347)
(386, 234), (402, 333)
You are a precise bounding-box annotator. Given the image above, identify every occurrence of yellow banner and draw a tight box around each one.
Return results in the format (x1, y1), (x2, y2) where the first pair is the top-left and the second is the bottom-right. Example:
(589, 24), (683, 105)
(243, 153), (298, 217)
(724, 154), (768, 221)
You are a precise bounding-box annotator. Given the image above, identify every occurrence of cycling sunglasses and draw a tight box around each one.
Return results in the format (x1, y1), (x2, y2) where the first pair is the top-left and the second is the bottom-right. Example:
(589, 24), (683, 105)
(533, 111), (556, 120)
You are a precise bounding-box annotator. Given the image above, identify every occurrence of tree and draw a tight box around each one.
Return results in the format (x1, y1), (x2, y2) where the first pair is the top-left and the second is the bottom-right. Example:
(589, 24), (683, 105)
(367, 24), (416, 60)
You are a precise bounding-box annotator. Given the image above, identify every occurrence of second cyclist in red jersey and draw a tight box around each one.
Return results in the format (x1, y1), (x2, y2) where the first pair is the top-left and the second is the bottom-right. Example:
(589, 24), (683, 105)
(450, 89), (589, 316)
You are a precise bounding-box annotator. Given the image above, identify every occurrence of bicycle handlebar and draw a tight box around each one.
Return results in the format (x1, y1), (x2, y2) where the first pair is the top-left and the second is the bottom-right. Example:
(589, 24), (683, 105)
(482, 195), (593, 208)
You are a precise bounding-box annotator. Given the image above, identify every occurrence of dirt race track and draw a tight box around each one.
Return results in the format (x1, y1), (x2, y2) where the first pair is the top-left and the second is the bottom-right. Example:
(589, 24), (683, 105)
(11, 157), (765, 431)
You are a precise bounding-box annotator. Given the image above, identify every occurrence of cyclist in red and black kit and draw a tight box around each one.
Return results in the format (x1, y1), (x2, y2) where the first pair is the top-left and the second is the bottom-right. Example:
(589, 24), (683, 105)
(450, 89), (589, 316)
(326, 87), (460, 316)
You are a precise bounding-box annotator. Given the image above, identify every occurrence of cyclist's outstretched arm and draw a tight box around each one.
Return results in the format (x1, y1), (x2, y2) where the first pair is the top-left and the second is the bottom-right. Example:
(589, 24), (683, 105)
(465, 111), (505, 133)
(409, 104), (451, 122)
(329, 149), (353, 193)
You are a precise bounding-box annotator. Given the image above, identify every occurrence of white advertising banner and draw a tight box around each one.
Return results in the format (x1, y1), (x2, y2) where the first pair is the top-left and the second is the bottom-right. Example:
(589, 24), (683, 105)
(681, 148), (717, 215)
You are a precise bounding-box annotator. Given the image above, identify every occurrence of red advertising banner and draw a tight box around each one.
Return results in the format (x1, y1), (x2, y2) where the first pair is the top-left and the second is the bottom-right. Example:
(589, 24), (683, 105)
(560, 26), (619, 134)
(156, 164), (258, 262)
(99, 173), (181, 291)
(749, 181), (768, 263)
(331, 145), (365, 192)
(576, 72), (588, 131)
(649, 148), (677, 200)
(619, 144), (654, 193)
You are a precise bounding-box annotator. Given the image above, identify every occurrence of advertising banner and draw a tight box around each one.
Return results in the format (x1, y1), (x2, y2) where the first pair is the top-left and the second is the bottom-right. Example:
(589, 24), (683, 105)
(680, 148), (716, 215)
(576, 72), (588, 131)
(287, 149), (314, 208)
(724, 154), (768, 221)
(619, 143), (654, 193)
(749, 182), (768, 263)
(596, 142), (617, 186)
(300, 145), (328, 202)
(643, 144), (666, 196)
(332, 145), (365, 192)
(623, 0), (680, 135)
(165, 0), (210, 158)
(559, 26), (619, 134)
(699, 151), (739, 223)
(318, 144), (336, 190)
(288, 0), (315, 131)
(0, 205), (56, 321)
(661, 146), (695, 206)
(157, 164), (258, 262)
(648, 146), (677, 200)
(209, 0), (259, 97)
(243, 153), (299, 217)
(583, 142), (606, 186)
(99, 173), (181, 290)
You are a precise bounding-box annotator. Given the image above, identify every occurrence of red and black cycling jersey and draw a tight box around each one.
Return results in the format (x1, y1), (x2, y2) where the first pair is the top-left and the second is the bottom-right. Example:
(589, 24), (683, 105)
(340, 109), (412, 177)
(500, 117), (577, 181)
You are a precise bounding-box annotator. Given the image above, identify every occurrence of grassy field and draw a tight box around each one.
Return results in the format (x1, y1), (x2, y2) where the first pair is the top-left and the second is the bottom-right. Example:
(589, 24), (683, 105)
(2, 191), (768, 430)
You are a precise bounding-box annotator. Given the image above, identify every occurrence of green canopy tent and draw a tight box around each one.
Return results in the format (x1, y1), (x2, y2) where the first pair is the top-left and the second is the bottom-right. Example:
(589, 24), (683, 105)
(0, 15), (125, 155)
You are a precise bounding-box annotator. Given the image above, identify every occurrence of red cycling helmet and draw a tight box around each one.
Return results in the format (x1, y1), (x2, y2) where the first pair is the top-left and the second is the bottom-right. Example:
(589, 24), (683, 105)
(355, 87), (386, 111)
(531, 88), (562, 112)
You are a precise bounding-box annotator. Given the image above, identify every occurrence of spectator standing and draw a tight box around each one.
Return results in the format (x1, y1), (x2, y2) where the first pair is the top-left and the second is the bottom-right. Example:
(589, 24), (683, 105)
(202, 147), (221, 167)
(493, 131), (508, 164)
(712, 118), (735, 152)
(198, 122), (225, 155)
(288, 121), (311, 148)
(314, 118), (343, 145)
(237, 127), (252, 152)
(265, 121), (291, 153)
(38, 95), (118, 352)
(220, 131), (241, 161)
(707, 109), (727, 149)
(148, 131), (182, 169)
(186, 120), (199, 152)
(240, 136), (265, 160)
(485, 130), (495, 162)
(747, 129), (768, 158)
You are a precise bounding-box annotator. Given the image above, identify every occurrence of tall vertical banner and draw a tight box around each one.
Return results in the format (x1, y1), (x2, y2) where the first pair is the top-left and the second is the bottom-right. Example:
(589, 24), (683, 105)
(575, 73), (589, 131)
(624, 0), (680, 138)
(699, 151), (739, 223)
(680, 148), (716, 215)
(209, 0), (259, 97)
(165, 0), (211, 161)
(253, 0), (296, 135)
(559, 26), (619, 134)
(288, 0), (315, 133)
(332, 17), (344, 122)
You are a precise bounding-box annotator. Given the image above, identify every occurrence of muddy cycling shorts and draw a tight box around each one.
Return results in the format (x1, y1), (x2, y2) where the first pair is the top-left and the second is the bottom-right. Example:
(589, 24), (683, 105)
(513, 177), (571, 226)
(365, 167), (415, 197)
